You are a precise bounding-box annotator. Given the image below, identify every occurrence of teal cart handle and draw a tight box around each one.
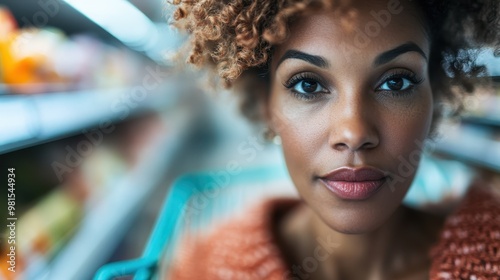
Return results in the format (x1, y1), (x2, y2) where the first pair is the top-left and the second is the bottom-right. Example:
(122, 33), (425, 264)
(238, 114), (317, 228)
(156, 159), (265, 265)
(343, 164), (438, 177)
(93, 165), (289, 280)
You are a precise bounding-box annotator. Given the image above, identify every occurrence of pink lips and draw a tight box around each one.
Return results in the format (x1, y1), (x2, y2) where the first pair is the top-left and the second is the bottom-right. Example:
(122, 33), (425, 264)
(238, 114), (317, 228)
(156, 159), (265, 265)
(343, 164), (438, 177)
(319, 167), (388, 200)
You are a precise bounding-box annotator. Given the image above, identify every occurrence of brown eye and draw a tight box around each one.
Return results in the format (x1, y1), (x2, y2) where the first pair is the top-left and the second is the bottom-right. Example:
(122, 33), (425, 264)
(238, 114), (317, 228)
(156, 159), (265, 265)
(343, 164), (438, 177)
(292, 79), (325, 95)
(386, 78), (404, 90)
(302, 80), (319, 93)
(379, 76), (413, 91)
(284, 72), (329, 100)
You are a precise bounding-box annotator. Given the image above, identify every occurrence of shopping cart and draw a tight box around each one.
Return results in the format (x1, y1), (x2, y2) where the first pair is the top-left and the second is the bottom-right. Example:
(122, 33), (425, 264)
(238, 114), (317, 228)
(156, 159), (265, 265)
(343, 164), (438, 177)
(93, 164), (295, 280)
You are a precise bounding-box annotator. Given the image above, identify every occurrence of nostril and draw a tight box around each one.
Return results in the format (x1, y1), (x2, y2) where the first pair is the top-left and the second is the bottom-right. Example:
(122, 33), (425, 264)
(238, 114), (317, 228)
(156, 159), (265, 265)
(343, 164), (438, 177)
(333, 143), (349, 151)
(328, 118), (380, 152)
(332, 140), (378, 152)
(360, 141), (377, 150)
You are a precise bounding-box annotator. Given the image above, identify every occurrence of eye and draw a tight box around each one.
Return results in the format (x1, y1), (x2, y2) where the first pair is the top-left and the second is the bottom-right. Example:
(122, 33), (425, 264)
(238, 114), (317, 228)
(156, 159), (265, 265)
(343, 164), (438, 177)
(375, 70), (424, 97)
(378, 77), (414, 91)
(283, 72), (329, 100)
(292, 79), (326, 94)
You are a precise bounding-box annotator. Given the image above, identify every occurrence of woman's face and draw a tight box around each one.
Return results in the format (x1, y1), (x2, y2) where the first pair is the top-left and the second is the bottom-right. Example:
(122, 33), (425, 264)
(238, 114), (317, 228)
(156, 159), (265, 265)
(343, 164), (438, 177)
(268, 0), (432, 233)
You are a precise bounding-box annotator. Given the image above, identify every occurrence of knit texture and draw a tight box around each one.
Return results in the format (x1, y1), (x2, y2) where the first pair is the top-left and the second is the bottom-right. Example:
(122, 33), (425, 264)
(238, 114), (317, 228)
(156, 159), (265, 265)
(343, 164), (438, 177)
(167, 199), (297, 280)
(429, 185), (500, 279)
(168, 186), (500, 280)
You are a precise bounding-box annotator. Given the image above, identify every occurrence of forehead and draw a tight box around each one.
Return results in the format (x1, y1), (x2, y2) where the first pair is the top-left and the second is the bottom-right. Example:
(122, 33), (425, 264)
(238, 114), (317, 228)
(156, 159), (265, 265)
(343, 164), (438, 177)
(272, 0), (429, 67)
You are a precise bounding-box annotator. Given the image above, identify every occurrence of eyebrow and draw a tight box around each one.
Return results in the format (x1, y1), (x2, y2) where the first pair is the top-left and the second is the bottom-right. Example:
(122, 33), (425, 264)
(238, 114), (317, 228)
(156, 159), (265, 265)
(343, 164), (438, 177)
(373, 42), (427, 66)
(275, 42), (427, 70)
(275, 50), (330, 69)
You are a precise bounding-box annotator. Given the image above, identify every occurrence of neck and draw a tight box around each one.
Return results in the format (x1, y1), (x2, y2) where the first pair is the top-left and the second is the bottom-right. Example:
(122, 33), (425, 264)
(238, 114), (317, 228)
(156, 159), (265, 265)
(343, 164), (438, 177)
(279, 203), (444, 280)
(278, 201), (444, 280)
(308, 205), (408, 279)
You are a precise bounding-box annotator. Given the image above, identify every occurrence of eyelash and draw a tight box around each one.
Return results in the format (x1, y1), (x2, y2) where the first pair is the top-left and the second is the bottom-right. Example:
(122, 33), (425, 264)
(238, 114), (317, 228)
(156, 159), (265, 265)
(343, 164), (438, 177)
(282, 72), (329, 101)
(282, 69), (424, 101)
(376, 70), (424, 97)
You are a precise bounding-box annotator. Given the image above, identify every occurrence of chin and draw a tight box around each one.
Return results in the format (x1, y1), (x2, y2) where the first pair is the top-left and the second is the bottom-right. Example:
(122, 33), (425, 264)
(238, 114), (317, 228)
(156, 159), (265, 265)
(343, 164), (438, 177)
(307, 183), (409, 234)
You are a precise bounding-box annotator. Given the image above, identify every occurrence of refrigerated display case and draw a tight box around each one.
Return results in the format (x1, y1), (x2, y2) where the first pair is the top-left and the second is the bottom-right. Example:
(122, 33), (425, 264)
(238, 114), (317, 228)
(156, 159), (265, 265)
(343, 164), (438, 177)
(0, 1), (205, 279)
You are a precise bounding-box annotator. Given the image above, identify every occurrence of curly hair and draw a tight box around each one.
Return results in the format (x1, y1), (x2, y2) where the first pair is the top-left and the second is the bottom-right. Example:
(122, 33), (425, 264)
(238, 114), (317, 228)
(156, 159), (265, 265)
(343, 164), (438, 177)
(171, 0), (500, 122)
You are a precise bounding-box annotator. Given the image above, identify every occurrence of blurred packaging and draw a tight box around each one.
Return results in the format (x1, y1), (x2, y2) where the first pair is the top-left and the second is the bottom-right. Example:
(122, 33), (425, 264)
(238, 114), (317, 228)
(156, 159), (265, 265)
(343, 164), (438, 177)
(0, 6), (145, 94)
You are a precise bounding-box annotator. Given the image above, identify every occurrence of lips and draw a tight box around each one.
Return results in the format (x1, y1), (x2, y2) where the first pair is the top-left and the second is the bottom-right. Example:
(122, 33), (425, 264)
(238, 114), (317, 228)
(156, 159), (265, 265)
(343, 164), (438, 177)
(319, 167), (388, 200)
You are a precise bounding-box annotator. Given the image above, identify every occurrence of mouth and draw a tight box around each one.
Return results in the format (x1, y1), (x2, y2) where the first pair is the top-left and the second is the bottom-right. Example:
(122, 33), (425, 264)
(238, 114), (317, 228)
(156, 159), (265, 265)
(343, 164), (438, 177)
(319, 166), (389, 201)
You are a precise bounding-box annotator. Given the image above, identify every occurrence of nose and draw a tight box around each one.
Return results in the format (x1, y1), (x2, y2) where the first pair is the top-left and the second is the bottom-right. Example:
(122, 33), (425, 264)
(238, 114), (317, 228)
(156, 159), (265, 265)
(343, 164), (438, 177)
(328, 97), (380, 152)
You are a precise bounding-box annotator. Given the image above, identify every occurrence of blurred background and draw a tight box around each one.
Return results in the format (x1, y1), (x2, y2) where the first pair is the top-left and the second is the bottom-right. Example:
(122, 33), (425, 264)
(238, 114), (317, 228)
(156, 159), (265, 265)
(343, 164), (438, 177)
(0, 1), (498, 279)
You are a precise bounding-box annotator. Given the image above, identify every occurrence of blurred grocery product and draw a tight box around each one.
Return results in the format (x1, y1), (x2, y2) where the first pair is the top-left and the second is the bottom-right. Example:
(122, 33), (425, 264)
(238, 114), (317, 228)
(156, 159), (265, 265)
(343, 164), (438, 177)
(0, 6), (145, 94)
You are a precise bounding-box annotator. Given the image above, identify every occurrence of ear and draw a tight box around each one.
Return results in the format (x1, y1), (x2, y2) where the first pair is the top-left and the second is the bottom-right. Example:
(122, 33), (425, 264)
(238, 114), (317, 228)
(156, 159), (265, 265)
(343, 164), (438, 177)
(236, 69), (271, 124)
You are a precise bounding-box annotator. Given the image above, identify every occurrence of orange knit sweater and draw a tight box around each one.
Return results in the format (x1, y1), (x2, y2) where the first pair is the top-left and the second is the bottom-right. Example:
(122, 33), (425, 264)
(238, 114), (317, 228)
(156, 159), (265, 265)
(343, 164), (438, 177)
(168, 186), (500, 280)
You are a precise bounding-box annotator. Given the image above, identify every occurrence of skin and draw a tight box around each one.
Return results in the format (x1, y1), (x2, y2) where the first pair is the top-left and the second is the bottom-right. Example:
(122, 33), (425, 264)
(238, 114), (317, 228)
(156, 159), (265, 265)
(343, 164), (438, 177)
(264, 0), (445, 278)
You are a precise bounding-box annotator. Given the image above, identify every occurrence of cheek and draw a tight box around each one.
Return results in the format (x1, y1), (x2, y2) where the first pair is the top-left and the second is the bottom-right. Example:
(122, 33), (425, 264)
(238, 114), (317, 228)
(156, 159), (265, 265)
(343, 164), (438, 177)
(382, 88), (433, 177)
(268, 93), (328, 186)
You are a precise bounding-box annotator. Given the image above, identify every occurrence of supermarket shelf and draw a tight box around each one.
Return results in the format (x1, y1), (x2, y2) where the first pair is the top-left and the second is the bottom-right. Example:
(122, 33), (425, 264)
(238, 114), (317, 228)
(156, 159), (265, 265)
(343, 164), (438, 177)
(24, 106), (198, 280)
(3, 0), (183, 63)
(461, 115), (500, 128)
(0, 87), (176, 154)
(5, 0), (122, 46)
(432, 124), (500, 171)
